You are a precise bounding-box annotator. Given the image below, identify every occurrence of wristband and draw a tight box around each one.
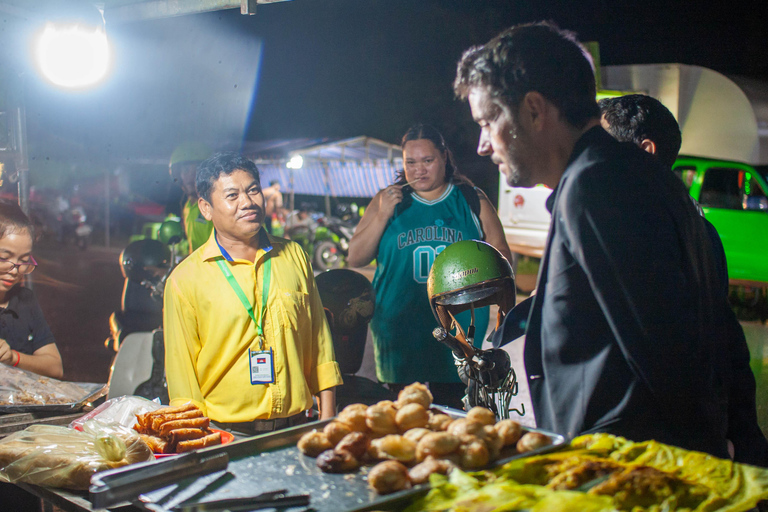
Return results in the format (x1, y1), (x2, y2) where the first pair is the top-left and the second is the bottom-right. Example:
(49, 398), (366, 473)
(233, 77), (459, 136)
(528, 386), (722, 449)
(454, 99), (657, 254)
(12, 350), (20, 367)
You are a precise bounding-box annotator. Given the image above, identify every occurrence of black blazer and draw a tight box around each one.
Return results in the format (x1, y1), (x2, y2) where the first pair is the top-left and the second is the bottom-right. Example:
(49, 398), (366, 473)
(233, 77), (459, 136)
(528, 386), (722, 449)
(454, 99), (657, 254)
(523, 127), (735, 458)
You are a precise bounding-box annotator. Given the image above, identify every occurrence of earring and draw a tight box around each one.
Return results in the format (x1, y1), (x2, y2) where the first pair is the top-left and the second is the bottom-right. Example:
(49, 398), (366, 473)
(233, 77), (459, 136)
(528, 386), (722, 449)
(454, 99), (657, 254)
(508, 130), (518, 139)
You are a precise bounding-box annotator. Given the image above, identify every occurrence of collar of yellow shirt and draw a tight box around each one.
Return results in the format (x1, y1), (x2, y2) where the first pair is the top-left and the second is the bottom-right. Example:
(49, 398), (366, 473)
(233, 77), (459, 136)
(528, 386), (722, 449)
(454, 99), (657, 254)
(201, 227), (273, 263)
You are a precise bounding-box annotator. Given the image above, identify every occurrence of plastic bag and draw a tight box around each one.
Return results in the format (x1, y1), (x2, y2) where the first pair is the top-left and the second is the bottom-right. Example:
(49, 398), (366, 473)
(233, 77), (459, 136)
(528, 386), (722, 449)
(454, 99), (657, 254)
(70, 395), (163, 431)
(0, 365), (97, 406)
(0, 420), (154, 489)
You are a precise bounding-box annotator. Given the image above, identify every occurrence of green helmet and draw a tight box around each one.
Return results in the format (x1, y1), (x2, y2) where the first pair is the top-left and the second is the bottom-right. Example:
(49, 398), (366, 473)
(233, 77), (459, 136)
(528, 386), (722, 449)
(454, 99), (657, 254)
(169, 142), (213, 174)
(428, 240), (516, 332)
(158, 219), (184, 246)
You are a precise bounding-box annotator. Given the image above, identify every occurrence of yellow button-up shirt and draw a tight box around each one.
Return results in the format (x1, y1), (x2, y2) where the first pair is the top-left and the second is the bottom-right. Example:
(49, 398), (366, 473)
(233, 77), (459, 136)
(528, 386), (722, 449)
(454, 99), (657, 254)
(163, 229), (342, 422)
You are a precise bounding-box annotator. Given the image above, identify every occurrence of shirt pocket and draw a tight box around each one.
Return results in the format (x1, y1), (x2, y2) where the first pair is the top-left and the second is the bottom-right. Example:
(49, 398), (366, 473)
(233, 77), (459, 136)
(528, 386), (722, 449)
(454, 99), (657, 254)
(274, 289), (309, 333)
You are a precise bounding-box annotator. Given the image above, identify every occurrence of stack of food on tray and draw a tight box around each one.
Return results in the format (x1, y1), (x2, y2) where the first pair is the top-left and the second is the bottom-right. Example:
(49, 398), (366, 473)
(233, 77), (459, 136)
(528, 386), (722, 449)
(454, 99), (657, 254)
(0, 366), (101, 406)
(297, 382), (552, 494)
(134, 403), (223, 454)
(404, 433), (768, 512)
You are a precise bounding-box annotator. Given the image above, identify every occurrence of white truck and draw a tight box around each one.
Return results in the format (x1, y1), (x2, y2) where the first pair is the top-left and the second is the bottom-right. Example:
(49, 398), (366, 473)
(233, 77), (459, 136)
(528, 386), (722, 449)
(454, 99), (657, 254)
(498, 63), (768, 263)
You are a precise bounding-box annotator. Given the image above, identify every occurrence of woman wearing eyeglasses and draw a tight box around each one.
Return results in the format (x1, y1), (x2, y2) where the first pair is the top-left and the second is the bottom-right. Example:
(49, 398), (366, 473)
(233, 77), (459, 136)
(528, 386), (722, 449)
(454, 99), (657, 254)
(0, 200), (63, 379)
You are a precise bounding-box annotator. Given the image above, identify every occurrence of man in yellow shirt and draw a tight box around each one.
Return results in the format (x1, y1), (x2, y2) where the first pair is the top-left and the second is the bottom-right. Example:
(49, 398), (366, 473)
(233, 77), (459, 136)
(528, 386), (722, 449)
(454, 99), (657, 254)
(169, 142), (214, 254)
(163, 152), (342, 434)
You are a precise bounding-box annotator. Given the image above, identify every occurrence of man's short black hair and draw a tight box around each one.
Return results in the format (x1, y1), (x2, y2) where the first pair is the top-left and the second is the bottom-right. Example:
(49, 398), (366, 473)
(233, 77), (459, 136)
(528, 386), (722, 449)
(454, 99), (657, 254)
(196, 152), (261, 203)
(269, 179), (280, 187)
(599, 94), (682, 169)
(454, 21), (599, 129)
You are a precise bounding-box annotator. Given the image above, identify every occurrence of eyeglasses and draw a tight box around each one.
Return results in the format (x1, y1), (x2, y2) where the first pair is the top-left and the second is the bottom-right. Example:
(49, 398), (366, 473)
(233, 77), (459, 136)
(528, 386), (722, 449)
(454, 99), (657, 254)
(0, 255), (37, 275)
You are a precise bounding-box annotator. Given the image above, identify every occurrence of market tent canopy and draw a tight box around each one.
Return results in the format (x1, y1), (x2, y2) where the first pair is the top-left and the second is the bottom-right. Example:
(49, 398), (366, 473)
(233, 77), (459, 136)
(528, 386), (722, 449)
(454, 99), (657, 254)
(242, 136), (403, 199)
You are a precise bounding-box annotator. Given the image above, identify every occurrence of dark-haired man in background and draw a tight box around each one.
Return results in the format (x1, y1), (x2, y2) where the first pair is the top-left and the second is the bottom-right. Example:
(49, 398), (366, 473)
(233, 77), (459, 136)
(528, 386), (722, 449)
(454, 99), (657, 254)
(454, 22), (732, 458)
(599, 94), (768, 466)
(163, 152), (341, 435)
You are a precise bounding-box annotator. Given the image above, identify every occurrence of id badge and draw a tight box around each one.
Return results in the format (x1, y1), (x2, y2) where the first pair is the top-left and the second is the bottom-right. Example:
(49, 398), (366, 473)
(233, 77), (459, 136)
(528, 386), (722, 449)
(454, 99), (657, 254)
(249, 348), (275, 385)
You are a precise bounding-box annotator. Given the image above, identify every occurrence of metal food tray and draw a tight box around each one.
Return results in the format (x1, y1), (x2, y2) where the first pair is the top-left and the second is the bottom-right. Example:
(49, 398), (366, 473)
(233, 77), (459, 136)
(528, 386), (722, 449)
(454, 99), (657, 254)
(114, 407), (565, 512)
(0, 382), (106, 413)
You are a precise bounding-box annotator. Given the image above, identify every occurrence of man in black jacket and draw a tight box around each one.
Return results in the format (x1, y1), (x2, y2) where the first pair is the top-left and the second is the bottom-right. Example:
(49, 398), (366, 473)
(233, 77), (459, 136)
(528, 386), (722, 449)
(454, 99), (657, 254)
(454, 22), (732, 458)
(599, 94), (768, 466)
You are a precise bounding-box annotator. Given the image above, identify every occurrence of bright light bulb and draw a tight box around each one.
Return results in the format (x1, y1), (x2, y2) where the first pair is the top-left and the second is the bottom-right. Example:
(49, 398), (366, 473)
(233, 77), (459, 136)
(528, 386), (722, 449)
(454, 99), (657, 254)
(287, 155), (304, 169)
(36, 22), (110, 88)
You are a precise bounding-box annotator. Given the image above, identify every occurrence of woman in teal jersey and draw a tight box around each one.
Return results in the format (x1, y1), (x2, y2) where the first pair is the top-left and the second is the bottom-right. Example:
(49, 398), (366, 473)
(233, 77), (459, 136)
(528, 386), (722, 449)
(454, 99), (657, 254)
(348, 124), (512, 408)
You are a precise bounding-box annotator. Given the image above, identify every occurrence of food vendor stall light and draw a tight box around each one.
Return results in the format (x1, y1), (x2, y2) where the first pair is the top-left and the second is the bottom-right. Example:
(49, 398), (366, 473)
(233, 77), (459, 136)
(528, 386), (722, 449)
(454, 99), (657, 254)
(35, 21), (111, 88)
(287, 155), (303, 169)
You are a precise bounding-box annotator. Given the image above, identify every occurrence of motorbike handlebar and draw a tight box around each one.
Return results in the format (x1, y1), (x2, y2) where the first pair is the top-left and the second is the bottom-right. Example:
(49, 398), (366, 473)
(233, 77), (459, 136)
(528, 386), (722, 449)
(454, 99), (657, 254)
(432, 327), (476, 360)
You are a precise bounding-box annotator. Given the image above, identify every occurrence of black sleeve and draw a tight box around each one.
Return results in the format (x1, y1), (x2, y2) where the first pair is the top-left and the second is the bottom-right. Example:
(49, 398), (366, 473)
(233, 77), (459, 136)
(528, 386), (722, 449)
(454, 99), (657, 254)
(703, 219), (729, 297)
(724, 302), (768, 467)
(26, 291), (57, 353)
(558, 164), (711, 409)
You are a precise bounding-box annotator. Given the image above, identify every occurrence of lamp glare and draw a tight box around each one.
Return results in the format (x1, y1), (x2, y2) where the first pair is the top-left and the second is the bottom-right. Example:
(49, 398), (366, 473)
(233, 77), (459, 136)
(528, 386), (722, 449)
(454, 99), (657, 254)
(36, 23), (110, 88)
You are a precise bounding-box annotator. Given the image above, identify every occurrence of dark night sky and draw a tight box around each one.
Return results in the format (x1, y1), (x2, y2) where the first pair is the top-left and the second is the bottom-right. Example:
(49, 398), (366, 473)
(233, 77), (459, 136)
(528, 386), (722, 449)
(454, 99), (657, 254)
(240, 0), (768, 147)
(4, 0), (768, 197)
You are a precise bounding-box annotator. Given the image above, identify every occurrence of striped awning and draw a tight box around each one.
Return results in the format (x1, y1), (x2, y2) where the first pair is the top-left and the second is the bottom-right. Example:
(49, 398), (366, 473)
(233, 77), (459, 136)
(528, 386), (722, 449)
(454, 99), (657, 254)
(256, 158), (401, 198)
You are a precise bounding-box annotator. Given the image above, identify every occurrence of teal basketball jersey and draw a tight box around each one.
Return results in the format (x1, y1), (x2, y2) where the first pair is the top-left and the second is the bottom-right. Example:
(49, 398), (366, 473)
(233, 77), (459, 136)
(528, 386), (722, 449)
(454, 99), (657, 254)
(371, 183), (490, 383)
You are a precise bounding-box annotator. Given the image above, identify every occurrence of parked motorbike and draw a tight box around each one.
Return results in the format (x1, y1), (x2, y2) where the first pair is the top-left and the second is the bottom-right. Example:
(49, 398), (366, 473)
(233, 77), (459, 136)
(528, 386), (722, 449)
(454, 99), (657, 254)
(313, 215), (357, 271)
(105, 220), (183, 401)
(315, 269), (394, 408)
(71, 206), (92, 250)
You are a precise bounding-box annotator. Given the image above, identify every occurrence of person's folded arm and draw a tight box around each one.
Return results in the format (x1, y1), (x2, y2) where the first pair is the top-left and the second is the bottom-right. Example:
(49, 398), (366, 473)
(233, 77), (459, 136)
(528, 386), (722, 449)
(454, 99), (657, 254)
(10, 297), (64, 379)
(348, 188), (400, 267)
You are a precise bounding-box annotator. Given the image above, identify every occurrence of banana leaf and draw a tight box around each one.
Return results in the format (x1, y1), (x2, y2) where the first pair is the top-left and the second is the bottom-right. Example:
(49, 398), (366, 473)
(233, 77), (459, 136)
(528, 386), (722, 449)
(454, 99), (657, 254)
(404, 434), (768, 512)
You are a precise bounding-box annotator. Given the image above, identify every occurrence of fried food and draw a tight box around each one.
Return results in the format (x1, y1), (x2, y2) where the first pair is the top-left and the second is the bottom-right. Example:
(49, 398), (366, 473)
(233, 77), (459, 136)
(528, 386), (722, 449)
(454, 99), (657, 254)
(176, 431), (221, 453)
(589, 465), (710, 510)
(427, 413), (452, 431)
(546, 458), (623, 490)
(370, 435), (416, 463)
(323, 421), (352, 446)
(408, 457), (455, 484)
(297, 430), (333, 457)
(396, 382), (432, 409)
(447, 418), (486, 439)
(139, 434), (169, 454)
(158, 417), (210, 437)
(335, 432), (370, 459)
(416, 432), (460, 461)
(459, 438), (490, 469)
(337, 403), (369, 433)
(366, 404), (398, 435)
(403, 428), (431, 444)
(494, 419), (523, 447)
(466, 406), (496, 426)
(517, 431), (552, 453)
(134, 404), (221, 454)
(168, 427), (208, 446)
(150, 409), (203, 433)
(316, 448), (359, 473)
(136, 403), (198, 432)
(395, 403), (429, 431)
(368, 460), (411, 494)
(482, 425), (504, 459)
(304, 385), (557, 489)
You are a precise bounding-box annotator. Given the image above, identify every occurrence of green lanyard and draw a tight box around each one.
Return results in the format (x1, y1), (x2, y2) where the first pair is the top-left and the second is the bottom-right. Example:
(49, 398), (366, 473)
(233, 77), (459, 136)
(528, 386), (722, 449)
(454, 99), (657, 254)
(216, 257), (272, 346)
